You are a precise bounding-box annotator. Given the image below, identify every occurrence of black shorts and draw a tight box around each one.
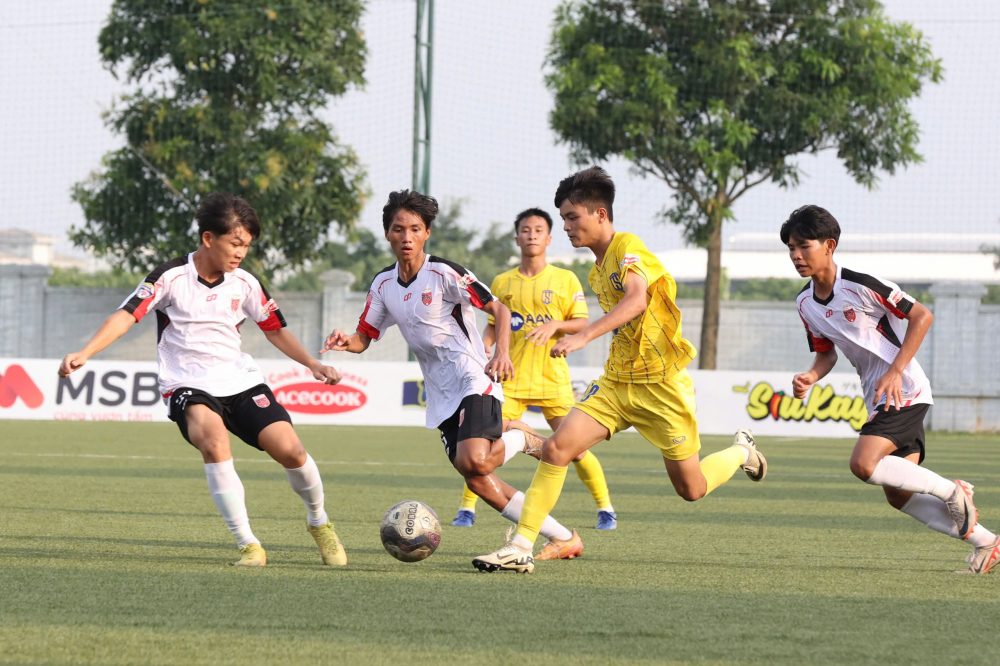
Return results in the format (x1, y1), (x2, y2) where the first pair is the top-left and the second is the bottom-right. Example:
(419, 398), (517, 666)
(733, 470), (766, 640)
(167, 384), (291, 450)
(436, 394), (503, 463)
(859, 403), (930, 464)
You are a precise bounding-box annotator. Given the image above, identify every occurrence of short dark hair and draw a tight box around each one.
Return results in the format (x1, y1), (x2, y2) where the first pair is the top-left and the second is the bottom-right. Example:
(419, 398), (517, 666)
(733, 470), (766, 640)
(780, 205), (841, 245)
(514, 207), (553, 232)
(196, 192), (260, 240)
(382, 189), (439, 232)
(554, 166), (615, 221)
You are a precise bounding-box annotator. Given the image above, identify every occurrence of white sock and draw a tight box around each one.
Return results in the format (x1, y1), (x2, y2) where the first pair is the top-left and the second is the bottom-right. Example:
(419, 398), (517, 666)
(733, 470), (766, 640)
(204, 459), (258, 548)
(599, 504), (616, 513)
(900, 494), (996, 547)
(284, 454), (329, 527)
(500, 491), (573, 542)
(500, 429), (526, 466)
(865, 456), (956, 500)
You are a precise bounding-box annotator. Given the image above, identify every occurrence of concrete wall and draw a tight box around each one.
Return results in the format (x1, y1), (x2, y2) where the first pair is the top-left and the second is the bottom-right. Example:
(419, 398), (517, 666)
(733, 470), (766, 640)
(1, 265), (995, 431)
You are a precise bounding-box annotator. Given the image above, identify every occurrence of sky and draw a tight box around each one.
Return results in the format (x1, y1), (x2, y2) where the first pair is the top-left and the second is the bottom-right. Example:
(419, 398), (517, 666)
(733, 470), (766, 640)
(2, 0), (999, 265)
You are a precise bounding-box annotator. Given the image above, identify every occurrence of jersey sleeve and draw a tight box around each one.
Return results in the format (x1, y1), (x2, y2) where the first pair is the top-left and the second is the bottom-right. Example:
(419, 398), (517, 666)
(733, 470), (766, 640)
(799, 313), (834, 353)
(243, 277), (286, 332)
(565, 272), (589, 319)
(119, 261), (176, 322)
(358, 276), (393, 341)
(618, 233), (665, 289)
(440, 261), (495, 310)
(858, 275), (915, 320)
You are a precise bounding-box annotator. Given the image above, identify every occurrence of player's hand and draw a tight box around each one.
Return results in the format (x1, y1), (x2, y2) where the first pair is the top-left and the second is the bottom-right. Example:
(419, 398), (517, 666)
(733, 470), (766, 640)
(320, 330), (352, 353)
(551, 333), (586, 358)
(874, 367), (904, 411)
(59, 352), (87, 377)
(791, 371), (816, 399)
(310, 362), (342, 385)
(525, 320), (560, 346)
(485, 353), (514, 383)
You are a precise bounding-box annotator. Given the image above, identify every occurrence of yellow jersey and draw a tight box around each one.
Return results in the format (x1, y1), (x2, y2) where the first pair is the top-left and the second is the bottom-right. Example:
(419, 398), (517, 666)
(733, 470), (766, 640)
(589, 232), (697, 383)
(488, 264), (588, 400)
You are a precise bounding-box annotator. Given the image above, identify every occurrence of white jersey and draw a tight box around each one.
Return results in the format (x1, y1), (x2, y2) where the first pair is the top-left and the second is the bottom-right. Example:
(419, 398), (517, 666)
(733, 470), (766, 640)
(358, 255), (503, 428)
(796, 265), (932, 413)
(121, 253), (285, 397)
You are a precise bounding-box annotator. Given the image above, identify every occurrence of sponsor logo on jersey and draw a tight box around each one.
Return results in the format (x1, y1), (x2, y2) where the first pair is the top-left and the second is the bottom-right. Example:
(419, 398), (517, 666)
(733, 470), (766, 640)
(457, 273), (475, 289)
(541, 289), (553, 304)
(0, 364), (44, 409)
(609, 272), (624, 291)
(825, 309), (833, 318)
(206, 294), (217, 302)
(135, 282), (155, 300)
(843, 307), (856, 322)
(510, 312), (525, 331)
(581, 382), (600, 401)
(231, 298), (240, 312)
(252, 393), (271, 408)
(422, 288), (433, 305)
(273, 383), (367, 414)
(403, 292), (413, 302)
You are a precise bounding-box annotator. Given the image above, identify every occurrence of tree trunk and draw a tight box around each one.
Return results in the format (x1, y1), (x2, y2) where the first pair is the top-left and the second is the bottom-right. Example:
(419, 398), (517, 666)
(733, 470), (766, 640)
(698, 210), (723, 369)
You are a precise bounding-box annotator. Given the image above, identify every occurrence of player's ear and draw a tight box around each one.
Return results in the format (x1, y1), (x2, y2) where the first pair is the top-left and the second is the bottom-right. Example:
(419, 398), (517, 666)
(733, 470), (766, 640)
(825, 238), (837, 254)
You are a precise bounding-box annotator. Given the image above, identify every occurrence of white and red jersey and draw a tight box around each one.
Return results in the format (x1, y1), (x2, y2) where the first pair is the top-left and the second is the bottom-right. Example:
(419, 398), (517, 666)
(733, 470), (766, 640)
(796, 265), (932, 413)
(120, 253), (286, 397)
(358, 255), (502, 428)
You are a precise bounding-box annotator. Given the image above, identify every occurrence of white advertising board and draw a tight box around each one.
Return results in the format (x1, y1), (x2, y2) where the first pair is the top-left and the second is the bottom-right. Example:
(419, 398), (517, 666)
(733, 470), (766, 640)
(0, 358), (864, 438)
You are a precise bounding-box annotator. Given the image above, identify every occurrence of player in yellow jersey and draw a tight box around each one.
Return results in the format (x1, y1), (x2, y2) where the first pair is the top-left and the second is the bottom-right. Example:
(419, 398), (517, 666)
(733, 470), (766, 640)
(450, 208), (618, 538)
(474, 166), (767, 573)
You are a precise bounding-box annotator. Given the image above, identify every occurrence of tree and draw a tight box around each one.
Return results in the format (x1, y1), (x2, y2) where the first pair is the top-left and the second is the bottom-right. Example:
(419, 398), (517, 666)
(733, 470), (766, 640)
(71, 0), (368, 279)
(546, 0), (941, 368)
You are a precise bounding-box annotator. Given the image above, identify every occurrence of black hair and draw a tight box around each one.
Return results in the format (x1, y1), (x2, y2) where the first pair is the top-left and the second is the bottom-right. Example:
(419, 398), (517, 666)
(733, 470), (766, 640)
(514, 207), (553, 232)
(382, 189), (439, 232)
(780, 205), (841, 245)
(553, 166), (615, 221)
(196, 192), (260, 240)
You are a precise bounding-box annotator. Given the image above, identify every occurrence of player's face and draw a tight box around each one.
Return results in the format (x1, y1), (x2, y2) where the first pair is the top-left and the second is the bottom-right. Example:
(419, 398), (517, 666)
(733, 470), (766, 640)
(204, 226), (252, 273)
(787, 234), (834, 277)
(514, 216), (551, 258)
(385, 209), (431, 261)
(559, 201), (606, 249)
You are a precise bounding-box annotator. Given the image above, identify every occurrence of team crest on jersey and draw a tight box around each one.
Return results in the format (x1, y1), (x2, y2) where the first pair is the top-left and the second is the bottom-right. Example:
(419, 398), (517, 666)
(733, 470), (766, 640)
(422, 288), (433, 305)
(825, 309), (833, 318)
(541, 289), (553, 304)
(252, 394), (270, 408)
(231, 298), (240, 312)
(843, 307), (856, 322)
(135, 282), (155, 300)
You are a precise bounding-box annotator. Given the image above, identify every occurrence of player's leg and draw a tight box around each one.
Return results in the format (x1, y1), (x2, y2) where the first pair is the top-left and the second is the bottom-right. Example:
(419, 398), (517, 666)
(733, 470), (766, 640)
(242, 386), (346, 566)
(632, 371), (765, 501)
(473, 406), (609, 572)
(170, 390), (262, 566)
(851, 404), (977, 540)
(546, 408), (617, 529)
(451, 397), (529, 527)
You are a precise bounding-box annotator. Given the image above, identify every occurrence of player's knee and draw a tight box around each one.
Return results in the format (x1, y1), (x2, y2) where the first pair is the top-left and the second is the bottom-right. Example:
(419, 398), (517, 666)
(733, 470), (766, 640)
(677, 486), (706, 502)
(541, 437), (575, 466)
(849, 457), (875, 481)
(457, 456), (495, 477)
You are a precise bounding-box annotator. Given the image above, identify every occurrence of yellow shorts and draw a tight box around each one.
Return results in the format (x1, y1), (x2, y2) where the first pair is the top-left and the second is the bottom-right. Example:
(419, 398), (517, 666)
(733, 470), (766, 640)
(574, 369), (701, 461)
(502, 395), (573, 422)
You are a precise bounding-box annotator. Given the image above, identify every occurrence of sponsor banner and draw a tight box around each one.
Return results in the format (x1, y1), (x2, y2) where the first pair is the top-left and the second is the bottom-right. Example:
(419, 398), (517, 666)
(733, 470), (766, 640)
(1, 358), (864, 437)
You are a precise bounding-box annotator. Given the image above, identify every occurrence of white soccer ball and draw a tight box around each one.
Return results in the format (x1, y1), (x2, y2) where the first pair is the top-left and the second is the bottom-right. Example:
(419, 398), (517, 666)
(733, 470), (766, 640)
(379, 500), (442, 562)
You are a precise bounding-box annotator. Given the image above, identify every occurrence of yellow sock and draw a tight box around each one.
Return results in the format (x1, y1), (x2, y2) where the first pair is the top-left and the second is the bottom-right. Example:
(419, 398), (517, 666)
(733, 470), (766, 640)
(573, 451), (612, 509)
(515, 462), (569, 544)
(699, 445), (746, 496)
(459, 483), (478, 511)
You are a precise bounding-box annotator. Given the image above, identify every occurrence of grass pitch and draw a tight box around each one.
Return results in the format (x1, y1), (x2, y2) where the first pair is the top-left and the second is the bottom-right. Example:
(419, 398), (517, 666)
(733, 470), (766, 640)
(2, 421), (999, 665)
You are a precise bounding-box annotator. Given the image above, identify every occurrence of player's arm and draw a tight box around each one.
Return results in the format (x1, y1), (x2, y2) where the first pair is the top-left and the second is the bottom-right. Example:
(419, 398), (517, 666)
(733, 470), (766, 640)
(320, 329), (372, 354)
(874, 300), (933, 410)
(481, 299), (514, 381)
(265, 328), (341, 385)
(525, 315), (587, 346)
(59, 309), (136, 377)
(551, 271), (648, 357)
(792, 349), (838, 399)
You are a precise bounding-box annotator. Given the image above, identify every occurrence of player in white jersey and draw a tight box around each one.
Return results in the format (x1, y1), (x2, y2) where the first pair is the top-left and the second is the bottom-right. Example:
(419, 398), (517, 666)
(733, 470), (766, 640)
(322, 189), (583, 562)
(783, 205), (999, 574)
(58, 192), (348, 568)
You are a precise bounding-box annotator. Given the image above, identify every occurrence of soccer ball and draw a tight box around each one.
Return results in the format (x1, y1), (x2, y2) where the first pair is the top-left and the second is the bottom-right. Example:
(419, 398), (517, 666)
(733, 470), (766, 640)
(379, 500), (442, 562)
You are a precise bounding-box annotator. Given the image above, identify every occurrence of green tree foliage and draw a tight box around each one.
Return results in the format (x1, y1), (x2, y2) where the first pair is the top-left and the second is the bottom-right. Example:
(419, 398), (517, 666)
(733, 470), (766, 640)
(71, 0), (368, 279)
(47, 267), (145, 289)
(278, 200), (517, 291)
(546, 0), (942, 367)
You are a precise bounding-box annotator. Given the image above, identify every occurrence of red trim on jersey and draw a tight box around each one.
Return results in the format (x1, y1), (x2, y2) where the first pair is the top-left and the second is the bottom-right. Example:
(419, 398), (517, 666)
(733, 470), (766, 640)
(357, 292), (381, 340)
(466, 286), (485, 309)
(132, 295), (155, 322)
(799, 312), (833, 352)
(257, 291), (284, 331)
(874, 291), (907, 319)
(483, 383), (493, 396)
